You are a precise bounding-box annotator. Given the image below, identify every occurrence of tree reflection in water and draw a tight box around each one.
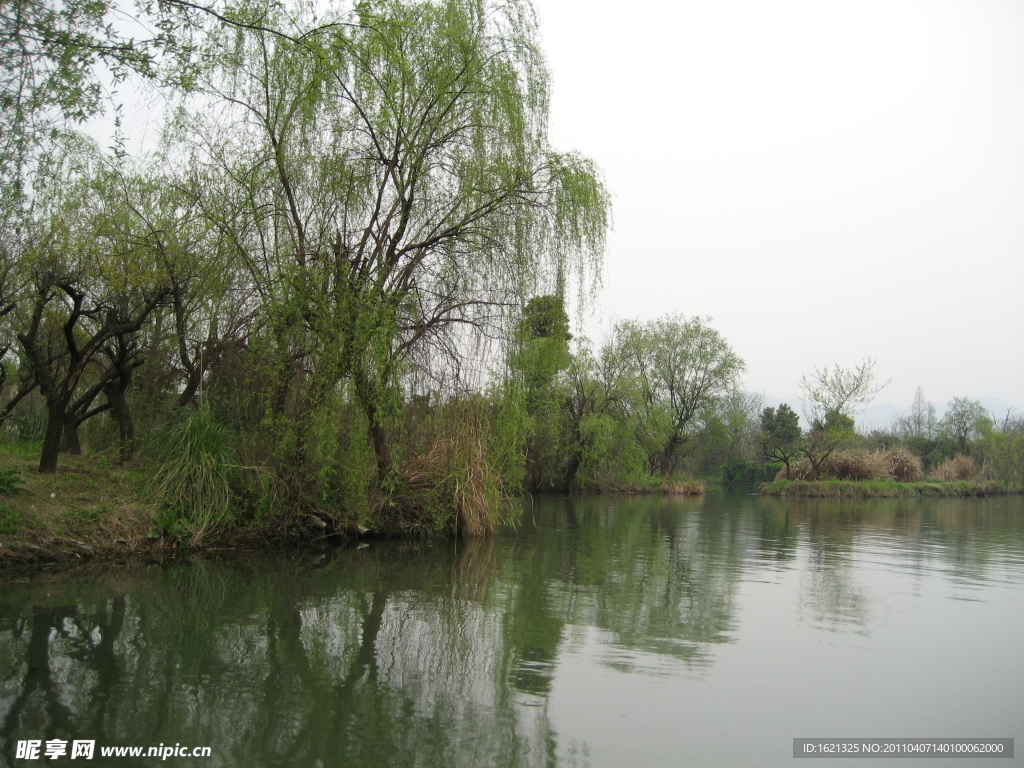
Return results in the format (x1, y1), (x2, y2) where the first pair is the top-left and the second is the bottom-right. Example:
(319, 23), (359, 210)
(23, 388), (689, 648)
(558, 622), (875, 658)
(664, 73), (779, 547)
(1, 493), (1021, 767)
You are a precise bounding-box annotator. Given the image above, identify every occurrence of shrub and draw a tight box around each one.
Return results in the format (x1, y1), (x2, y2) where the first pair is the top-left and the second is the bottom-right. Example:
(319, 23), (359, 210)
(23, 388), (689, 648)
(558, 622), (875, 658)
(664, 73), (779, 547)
(718, 458), (776, 484)
(829, 451), (887, 480)
(887, 448), (924, 482)
(930, 455), (977, 481)
(774, 448), (923, 482)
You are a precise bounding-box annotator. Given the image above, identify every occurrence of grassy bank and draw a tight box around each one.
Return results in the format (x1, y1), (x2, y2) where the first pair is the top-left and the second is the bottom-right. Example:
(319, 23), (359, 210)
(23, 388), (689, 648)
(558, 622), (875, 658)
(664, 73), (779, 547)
(0, 441), (706, 567)
(0, 446), (292, 568)
(0, 446), (166, 566)
(760, 478), (1022, 498)
(576, 476), (705, 495)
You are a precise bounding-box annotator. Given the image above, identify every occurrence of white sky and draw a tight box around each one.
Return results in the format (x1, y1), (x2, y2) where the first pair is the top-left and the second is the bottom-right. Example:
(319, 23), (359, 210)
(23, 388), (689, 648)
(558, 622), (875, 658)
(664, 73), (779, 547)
(97, 0), (1023, 410)
(536, 0), (1024, 409)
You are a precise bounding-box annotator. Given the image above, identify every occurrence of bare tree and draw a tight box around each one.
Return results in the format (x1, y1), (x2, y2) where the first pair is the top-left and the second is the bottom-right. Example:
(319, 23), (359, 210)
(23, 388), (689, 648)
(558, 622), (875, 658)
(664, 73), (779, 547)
(799, 357), (889, 427)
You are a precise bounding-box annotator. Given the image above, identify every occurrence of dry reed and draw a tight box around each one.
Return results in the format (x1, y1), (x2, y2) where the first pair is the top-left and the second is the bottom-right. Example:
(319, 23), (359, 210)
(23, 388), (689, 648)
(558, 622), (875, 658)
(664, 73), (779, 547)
(774, 448), (923, 483)
(887, 448), (924, 482)
(660, 481), (705, 495)
(929, 455), (977, 481)
(394, 418), (505, 537)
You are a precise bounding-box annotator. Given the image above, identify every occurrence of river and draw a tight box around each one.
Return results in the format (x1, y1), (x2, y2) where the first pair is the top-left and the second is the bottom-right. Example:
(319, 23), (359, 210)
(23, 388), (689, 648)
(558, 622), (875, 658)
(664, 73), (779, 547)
(1, 490), (1022, 767)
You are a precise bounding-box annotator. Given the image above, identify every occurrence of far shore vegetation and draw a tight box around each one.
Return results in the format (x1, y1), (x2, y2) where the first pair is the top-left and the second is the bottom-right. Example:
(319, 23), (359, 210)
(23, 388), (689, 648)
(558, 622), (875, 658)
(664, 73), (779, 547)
(1, 0), (1022, 567)
(761, 479), (1019, 498)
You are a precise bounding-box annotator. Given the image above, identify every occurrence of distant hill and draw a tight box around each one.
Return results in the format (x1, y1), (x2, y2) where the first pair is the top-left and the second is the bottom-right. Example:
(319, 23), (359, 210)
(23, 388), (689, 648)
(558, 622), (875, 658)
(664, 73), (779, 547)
(757, 396), (1020, 433)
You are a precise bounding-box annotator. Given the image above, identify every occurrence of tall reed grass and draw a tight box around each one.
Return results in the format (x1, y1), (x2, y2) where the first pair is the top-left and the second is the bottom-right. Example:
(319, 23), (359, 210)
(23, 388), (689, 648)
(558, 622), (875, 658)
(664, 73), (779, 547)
(774, 449), (923, 482)
(392, 405), (507, 536)
(150, 406), (237, 542)
(929, 455), (977, 481)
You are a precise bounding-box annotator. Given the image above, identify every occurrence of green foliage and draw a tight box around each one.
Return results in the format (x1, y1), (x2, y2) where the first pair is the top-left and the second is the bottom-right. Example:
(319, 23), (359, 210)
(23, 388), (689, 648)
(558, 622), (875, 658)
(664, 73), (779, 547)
(150, 406), (237, 541)
(521, 296), (572, 343)
(939, 397), (992, 453)
(615, 314), (745, 476)
(799, 358), (888, 429)
(0, 501), (26, 534)
(514, 313), (753, 491)
(1, 0), (150, 203)
(760, 403), (801, 478)
(4, 407), (47, 443)
(717, 458), (775, 485)
(762, 404), (801, 444)
(979, 415), (1024, 486)
(0, 468), (24, 495)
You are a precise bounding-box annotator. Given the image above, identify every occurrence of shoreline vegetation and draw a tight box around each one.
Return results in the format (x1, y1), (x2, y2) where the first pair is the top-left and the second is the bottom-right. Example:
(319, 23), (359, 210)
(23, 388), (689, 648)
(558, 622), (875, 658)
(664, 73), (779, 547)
(760, 479), (1021, 498)
(0, 446), (705, 568)
(759, 448), (1023, 498)
(3, 439), (1023, 569)
(2, 1), (1022, 568)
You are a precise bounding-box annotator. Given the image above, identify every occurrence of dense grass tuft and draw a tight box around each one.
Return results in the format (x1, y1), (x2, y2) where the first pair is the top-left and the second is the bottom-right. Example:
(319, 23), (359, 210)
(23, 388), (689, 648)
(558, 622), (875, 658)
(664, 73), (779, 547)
(392, 412), (507, 537)
(929, 455), (977, 481)
(150, 407), (237, 542)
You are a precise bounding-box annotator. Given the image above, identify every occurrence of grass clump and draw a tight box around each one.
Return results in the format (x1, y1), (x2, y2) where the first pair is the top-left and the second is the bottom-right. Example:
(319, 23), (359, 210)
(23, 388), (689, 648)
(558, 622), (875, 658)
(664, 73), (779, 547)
(929, 455), (977, 481)
(390, 409), (508, 537)
(0, 502), (27, 535)
(150, 406), (237, 543)
(887, 448), (924, 482)
(0, 468), (24, 495)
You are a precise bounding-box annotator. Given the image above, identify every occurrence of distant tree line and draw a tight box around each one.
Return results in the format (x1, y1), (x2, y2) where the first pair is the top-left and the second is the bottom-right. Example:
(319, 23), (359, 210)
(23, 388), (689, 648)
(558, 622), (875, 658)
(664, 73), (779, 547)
(759, 377), (1023, 486)
(512, 300), (748, 492)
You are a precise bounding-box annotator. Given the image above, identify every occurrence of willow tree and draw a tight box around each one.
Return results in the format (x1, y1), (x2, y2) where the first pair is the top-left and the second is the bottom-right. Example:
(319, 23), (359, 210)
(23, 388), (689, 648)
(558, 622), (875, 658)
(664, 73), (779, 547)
(171, 0), (608, 501)
(617, 315), (745, 476)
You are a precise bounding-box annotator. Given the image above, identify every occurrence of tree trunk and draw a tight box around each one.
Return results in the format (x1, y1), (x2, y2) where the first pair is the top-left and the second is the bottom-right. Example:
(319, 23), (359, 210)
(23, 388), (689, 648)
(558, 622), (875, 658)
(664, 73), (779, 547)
(562, 452), (583, 492)
(176, 368), (202, 409)
(367, 414), (393, 482)
(39, 402), (67, 473)
(62, 422), (82, 455)
(354, 371), (393, 483)
(107, 387), (135, 461)
(660, 438), (679, 476)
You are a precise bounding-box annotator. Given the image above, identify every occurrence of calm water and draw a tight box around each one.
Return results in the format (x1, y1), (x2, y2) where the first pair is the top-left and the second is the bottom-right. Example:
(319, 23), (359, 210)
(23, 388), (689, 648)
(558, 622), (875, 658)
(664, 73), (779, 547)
(1, 490), (1022, 767)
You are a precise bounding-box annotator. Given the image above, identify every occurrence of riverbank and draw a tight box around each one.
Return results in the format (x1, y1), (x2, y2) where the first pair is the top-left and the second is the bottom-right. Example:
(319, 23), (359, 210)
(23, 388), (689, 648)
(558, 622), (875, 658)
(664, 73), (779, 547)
(0, 448), (299, 568)
(760, 478), (1022, 498)
(576, 477), (705, 495)
(0, 448), (189, 567)
(0, 445), (706, 568)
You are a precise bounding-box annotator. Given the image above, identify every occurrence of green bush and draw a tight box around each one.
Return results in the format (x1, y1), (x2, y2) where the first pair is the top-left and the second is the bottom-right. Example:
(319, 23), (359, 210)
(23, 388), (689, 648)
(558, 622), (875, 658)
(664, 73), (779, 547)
(718, 459), (776, 484)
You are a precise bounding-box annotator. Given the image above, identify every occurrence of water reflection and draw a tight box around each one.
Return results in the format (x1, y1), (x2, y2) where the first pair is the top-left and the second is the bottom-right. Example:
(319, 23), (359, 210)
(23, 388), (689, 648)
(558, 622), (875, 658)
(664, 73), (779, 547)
(1, 492), (1022, 767)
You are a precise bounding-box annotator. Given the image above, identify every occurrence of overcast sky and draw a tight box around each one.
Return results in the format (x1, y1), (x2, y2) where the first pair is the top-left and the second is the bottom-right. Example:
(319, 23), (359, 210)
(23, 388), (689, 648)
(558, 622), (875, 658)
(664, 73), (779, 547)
(535, 0), (1024, 410)
(101, 0), (1022, 410)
